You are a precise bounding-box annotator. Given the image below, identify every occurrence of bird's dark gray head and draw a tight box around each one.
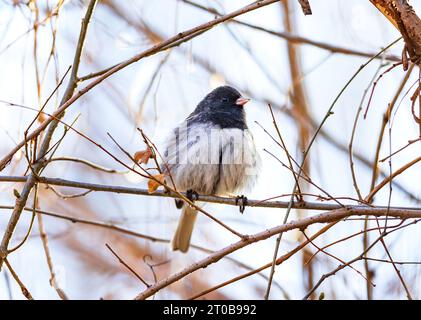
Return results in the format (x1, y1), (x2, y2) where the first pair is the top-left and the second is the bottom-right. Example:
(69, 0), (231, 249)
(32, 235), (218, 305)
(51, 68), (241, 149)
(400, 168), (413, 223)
(188, 86), (249, 129)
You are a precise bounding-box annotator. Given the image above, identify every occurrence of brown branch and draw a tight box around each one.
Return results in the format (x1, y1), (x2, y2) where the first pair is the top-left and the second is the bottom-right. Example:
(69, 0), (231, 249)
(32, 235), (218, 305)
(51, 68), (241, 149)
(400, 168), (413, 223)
(0, 0), (283, 172)
(297, 0), (312, 15)
(189, 222), (338, 300)
(363, 63), (414, 299)
(263, 37), (401, 299)
(134, 207), (421, 300)
(370, 0), (421, 63)
(280, 103), (421, 203)
(1, 175), (419, 213)
(365, 156), (421, 203)
(180, 0), (399, 61)
(303, 218), (419, 299)
(281, 0), (313, 297)
(4, 258), (33, 300)
(36, 185), (69, 300)
(105, 243), (151, 288)
(0, 0), (99, 270)
(48, 157), (128, 174)
(0, 204), (279, 286)
(364, 257), (421, 265)
(369, 64), (414, 195)
(102, 0), (419, 205)
(0, 2), (286, 268)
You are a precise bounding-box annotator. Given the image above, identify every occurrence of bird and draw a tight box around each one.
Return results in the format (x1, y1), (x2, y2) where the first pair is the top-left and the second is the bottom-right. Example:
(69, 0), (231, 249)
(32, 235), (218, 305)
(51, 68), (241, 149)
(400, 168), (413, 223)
(161, 85), (260, 252)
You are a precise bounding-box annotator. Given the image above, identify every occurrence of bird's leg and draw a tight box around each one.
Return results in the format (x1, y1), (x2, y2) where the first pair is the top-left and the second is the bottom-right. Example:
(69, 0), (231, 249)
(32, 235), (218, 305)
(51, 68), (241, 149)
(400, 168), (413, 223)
(235, 195), (248, 214)
(186, 189), (199, 202)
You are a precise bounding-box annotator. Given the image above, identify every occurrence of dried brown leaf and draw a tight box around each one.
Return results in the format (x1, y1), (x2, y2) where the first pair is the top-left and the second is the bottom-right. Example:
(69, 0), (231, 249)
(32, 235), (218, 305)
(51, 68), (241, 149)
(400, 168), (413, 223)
(37, 113), (47, 123)
(147, 174), (165, 193)
(134, 147), (153, 164)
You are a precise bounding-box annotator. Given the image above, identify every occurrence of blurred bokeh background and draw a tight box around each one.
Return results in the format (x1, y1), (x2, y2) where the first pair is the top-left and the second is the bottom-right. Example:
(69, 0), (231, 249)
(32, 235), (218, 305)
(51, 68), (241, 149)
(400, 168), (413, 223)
(0, 0), (420, 299)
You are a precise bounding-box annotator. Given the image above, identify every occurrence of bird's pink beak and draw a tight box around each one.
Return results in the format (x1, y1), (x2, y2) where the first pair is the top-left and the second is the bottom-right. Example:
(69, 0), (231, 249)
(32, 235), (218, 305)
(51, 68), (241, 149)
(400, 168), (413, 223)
(236, 97), (250, 106)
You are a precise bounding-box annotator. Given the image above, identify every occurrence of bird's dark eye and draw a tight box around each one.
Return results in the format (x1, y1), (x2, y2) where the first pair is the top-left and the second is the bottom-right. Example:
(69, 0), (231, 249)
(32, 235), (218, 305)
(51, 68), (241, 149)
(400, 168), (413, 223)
(221, 97), (228, 103)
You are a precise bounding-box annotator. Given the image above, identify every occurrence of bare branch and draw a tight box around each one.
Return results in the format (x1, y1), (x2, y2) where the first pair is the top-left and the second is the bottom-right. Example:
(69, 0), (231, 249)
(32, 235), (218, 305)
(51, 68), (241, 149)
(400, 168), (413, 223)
(297, 0), (312, 15)
(1, 175), (419, 213)
(0, 0), (99, 270)
(135, 207), (421, 300)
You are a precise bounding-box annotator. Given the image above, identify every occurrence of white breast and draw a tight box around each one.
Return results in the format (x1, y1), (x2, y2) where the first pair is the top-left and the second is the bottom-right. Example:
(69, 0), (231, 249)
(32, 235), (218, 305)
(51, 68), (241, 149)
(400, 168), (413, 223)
(162, 123), (260, 195)
(216, 128), (260, 194)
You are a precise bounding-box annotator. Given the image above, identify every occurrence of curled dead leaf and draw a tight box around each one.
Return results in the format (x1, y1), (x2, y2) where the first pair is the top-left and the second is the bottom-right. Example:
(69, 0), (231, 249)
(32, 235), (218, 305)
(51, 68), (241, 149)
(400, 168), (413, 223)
(37, 113), (47, 123)
(134, 146), (153, 164)
(147, 174), (165, 193)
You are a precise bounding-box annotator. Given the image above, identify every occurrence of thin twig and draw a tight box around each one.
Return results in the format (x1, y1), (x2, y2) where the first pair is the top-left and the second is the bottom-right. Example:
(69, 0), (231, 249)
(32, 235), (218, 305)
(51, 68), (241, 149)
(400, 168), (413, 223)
(189, 222), (338, 300)
(0, 0), (99, 270)
(48, 157), (128, 174)
(0, 204), (274, 282)
(105, 243), (151, 288)
(302, 218), (419, 299)
(263, 37), (402, 299)
(180, 0), (399, 62)
(135, 206), (421, 300)
(36, 188), (69, 299)
(0, 0), (286, 171)
(4, 258), (33, 300)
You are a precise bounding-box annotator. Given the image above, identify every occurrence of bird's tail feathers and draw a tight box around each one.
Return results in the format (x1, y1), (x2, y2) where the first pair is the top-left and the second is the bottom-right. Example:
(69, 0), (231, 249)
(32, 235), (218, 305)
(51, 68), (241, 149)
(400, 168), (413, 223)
(171, 204), (198, 253)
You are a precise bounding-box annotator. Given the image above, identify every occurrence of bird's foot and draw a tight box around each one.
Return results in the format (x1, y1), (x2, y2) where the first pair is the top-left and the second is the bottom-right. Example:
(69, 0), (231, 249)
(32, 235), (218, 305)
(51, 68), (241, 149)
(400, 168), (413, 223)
(235, 195), (248, 214)
(186, 189), (199, 202)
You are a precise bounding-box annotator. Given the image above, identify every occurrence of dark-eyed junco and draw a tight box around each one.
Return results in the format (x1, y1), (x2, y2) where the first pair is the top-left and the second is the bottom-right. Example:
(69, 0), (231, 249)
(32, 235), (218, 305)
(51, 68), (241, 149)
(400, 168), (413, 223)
(161, 86), (260, 252)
